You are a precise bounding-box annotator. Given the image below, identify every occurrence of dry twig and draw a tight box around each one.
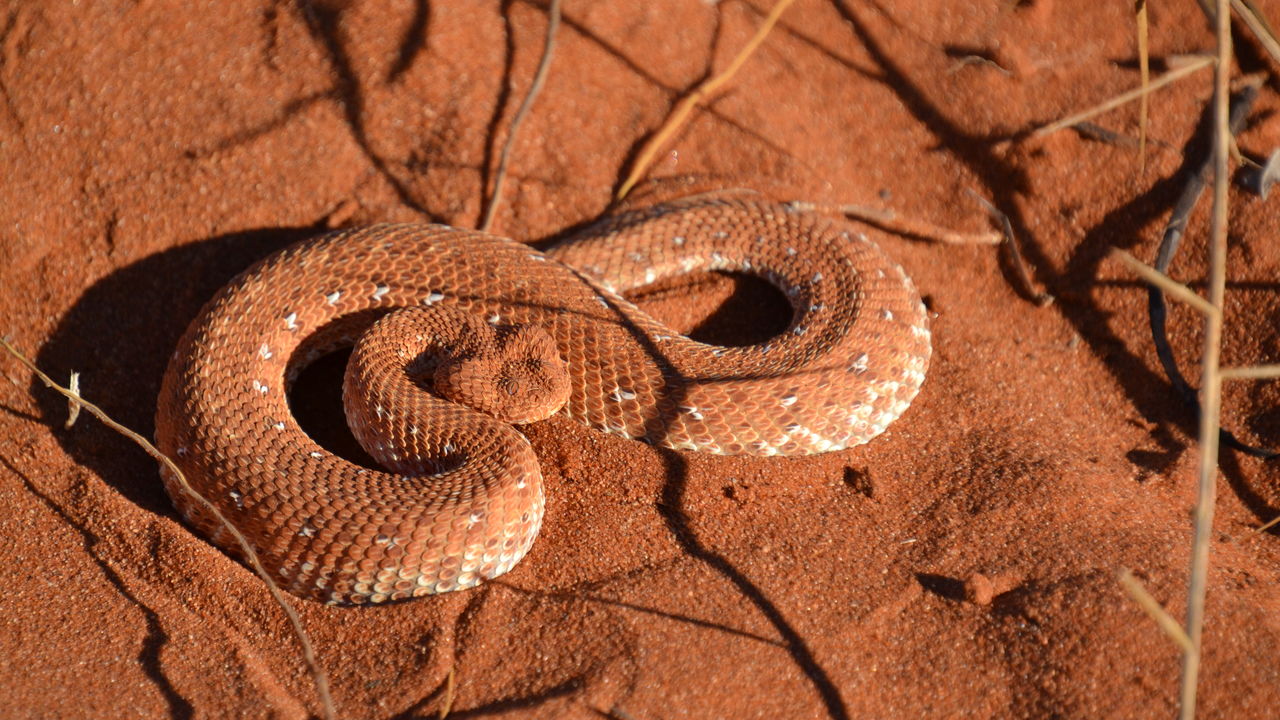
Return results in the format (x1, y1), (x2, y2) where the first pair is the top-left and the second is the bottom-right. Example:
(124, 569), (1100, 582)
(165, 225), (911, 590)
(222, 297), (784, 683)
(966, 191), (1053, 305)
(786, 201), (1002, 245)
(1180, 3), (1231, 716)
(1031, 55), (1214, 138)
(0, 336), (337, 720)
(1136, 0), (1150, 171)
(479, 0), (562, 233)
(615, 0), (797, 200)
(1119, 569), (1193, 653)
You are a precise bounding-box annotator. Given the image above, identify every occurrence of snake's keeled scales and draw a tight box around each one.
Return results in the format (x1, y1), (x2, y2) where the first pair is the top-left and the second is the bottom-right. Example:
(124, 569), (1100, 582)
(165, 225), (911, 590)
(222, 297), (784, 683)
(155, 198), (931, 604)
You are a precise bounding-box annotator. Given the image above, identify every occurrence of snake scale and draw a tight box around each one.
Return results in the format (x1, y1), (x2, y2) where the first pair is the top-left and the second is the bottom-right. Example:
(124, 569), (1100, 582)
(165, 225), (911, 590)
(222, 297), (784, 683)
(155, 198), (931, 604)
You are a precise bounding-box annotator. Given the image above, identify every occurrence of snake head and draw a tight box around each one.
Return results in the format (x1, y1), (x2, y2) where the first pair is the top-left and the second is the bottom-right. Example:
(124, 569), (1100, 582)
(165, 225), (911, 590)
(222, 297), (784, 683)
(433, 323), (571, 424)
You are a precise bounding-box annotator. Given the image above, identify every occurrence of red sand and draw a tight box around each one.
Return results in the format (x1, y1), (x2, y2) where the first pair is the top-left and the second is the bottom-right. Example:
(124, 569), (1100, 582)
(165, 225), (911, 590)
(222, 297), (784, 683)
(2, 1), (1279, 718)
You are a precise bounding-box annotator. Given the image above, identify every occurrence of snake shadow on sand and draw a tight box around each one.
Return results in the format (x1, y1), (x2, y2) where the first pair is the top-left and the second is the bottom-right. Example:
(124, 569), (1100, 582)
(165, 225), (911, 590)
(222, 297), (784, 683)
(36, 217), (856, 717)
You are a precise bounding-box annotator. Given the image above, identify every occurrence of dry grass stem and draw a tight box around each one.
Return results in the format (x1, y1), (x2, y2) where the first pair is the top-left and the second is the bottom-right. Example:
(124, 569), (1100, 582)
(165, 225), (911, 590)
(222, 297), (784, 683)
(65, 370), (81, 428)
(1180, 2), (1231, 716)
(1111, 249), (1219, 318)
(788, 201), (1002, 245)
(438, 666), (456, 719)
(615, 0), (797, 200)
(1232, 0), (1280, 65)
(0, 336), (337, 720)
(1119, 569), (1194, 653)
(1258, 515), (1280, 532)
(1031, 55), (1214, 138)
(1136, 0), (1150, 171)
(1219, 364), (1280, 380)
(967, 191), (1053, 305)
(479, 0), (561, 233)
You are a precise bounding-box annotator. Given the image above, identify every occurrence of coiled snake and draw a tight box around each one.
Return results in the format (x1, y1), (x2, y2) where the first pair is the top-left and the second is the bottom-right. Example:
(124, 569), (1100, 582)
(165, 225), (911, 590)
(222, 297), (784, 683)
(155, 198), (931, 604)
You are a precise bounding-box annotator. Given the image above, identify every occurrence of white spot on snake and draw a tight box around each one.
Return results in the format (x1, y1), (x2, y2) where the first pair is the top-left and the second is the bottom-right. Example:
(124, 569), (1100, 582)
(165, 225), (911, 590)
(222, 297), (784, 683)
(467, 513), (484, 528)
(298, 526), (316, 538)
(371, 284), (390, 301)
(881, 309), (894, 321)
(273, 421), (285, 430)
(283, 312), (298, 331)
(809, 304), (824, 313)
(654, 335), (671, 342)
(629, 252), (647, 263)
(325, 290), (341, 305)
(409, 425), (419, 435)
(911, 324), (929, 339)
(488, 313), (501, 324)
(786, 247), (797, 256)
(597, 295), (609, 308)
(309, 451), (324, 459)
(712, 231), (728, 240)
(711, 347), (726, 357)
(610, 387), (636, 402)
(229, 490), (244, 508)
(258, 343), (273, 360)
(252, 379), (268, 395)
(643, 269), (656, 284)
(516, 478), (526, 489)
(300, 562), (314, 573)
(851, 353), (869, 373)
(812, 272), (823, 283)
(529, 253), (546, 261)
(755, 235), (766, 245)
(679, 405), (703, 421)
(780, 395), (797, 407)
(793, 325), (807, 336)
(176, 446), (187, 457)
(673, 235), (685, 246)
(375, 404), (385, 419)
(424, 291), (445, 305)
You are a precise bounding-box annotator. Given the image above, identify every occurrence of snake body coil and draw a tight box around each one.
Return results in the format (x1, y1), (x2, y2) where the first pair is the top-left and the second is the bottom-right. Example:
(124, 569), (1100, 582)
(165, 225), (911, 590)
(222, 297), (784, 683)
(156, 199), (931, 604)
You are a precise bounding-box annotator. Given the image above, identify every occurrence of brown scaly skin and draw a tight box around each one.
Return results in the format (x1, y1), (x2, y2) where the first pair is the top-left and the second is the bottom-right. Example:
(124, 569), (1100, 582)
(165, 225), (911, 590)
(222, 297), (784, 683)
(155, 198), (931, 604)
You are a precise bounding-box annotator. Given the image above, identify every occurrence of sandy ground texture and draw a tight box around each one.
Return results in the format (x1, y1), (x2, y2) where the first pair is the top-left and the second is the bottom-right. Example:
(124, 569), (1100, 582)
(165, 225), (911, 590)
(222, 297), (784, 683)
(3, 0), (1280, 718)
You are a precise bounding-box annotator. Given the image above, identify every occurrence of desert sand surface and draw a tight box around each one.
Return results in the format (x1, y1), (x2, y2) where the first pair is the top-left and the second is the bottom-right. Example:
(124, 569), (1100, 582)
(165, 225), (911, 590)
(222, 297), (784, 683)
(1, 1), (1279, 718)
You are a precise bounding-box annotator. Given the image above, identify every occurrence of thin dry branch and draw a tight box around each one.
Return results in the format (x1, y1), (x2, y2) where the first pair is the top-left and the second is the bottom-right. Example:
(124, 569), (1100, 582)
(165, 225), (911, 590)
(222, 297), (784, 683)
(1180, 1), (1232, 716)
(1219, 364), (1280, 380)
(1232, 1), (1280, 66)
(0, 336), (337, 720)
(479, 0), (562, 234)
(1119, 569), (1193, 653)
(786, 201), (1003, 245)
(65, 370), (81, 428)
(967, 191), (1053, 305)
(1136, 0), (1150, 171)
(1031, 55), (1215, 138)
(615, 0), (797, 200)
(1111, 249), (1219, 318)
(437, 666), (456, 719)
